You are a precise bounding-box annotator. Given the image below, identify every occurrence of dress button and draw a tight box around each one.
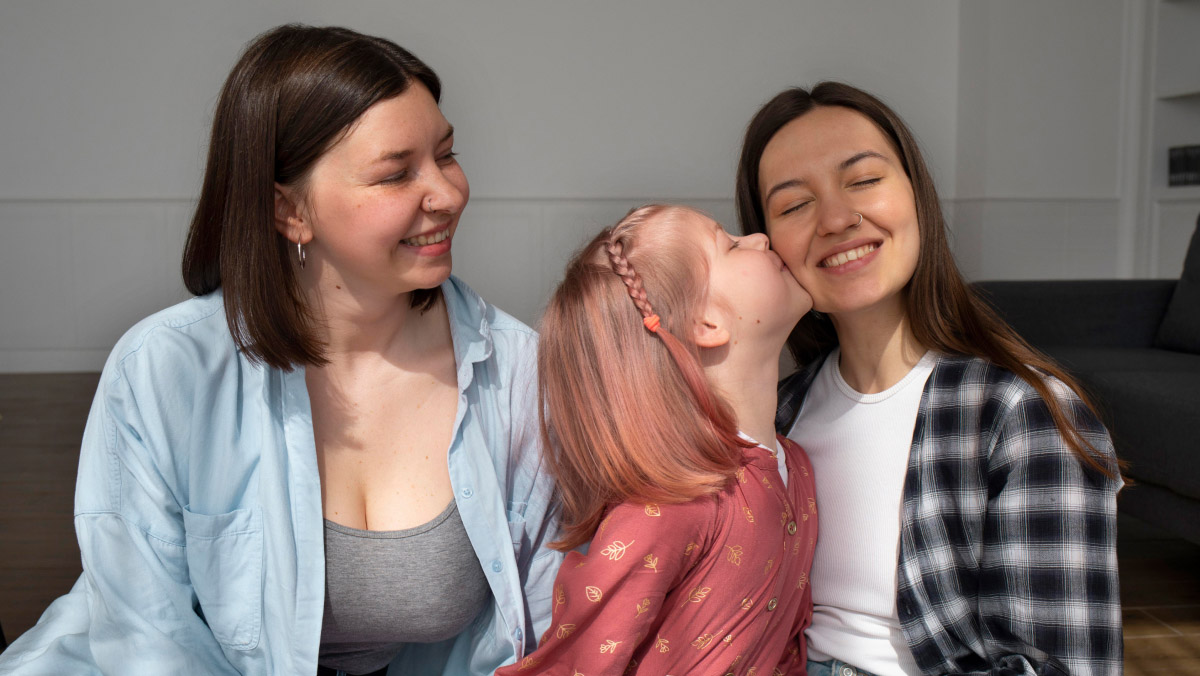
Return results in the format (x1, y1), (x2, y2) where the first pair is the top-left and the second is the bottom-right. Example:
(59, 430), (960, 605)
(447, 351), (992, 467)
(766, 597), (778, 611)
(461, 488), (473, 498)
(787, 520), (797, 535)
(492, 559), (502, 572)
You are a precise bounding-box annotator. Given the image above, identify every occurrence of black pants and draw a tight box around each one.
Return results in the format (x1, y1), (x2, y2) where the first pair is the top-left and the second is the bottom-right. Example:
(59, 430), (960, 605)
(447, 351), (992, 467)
(316, 665), (390, 676)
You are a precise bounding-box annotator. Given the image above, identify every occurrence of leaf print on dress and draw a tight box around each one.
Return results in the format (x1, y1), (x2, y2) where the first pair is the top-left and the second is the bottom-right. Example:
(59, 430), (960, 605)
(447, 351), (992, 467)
(740, 597), (754, 610)
(679, 586), (711, 608)
(597, 513), (614, 539)
(643, 553), (659, 572)
(655, 636), (670, 653)
(600, 540), (634, 561)
(684, 542), (698, 556)
(585, 585), (603, 603)
(556, 623), (577, 639)
(763, 558), (774, 574)
(600, 639), (622, 654)
(554, 585), (566, 612)
(742, 506), (755, 523)
(797, 572), (808, 590)
(691, 633), (715, 649)
(635, 597), (651, 616)
(517, 655), (542, 670)
(644, 503), (661, 517)
(725, 545), (743, 565)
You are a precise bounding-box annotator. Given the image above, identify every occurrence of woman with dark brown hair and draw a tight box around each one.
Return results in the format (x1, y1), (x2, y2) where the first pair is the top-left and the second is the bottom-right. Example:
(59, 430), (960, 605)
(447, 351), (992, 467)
(0, 25), (560, 676)
(736, 82), (1123, 676)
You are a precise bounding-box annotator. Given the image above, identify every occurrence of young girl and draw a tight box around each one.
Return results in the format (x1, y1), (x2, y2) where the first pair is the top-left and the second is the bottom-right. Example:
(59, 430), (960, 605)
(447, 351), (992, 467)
(736, 82), (1123, 676)
(496, 205), (818, 676)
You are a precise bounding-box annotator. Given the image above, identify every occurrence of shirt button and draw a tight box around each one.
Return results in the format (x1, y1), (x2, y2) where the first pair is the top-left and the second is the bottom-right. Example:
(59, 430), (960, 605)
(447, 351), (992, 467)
(492, 559), (502, 572)
(767, 597), (778, 611)
(841, 667), (856, 676)
(787, 520), (797, 535)
(515, 627), (523, 641)
(461, 488), (473, 498)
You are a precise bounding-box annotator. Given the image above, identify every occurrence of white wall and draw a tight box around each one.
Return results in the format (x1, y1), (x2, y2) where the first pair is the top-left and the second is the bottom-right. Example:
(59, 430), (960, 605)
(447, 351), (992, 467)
(951, 0), (1137, 280)
(0, 0), (961, 372)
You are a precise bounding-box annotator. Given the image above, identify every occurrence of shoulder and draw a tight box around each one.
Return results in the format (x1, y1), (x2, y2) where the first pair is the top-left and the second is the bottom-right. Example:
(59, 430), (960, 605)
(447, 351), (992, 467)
(922, 354), (1114, 470)
(599, 496), (717, 544)
(103, 292), (239, 387)
(924, 353), (1096, 429)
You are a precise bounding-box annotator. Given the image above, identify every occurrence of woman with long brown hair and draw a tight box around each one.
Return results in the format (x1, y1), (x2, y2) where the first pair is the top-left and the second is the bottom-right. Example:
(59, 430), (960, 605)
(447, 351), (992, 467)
(0, 25), (559, 676)
(736, 82), (1123, 676)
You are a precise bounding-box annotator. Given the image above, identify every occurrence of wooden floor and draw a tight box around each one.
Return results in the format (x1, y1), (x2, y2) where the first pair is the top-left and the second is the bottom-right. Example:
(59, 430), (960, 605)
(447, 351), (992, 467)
(2, 372), (1200, 673)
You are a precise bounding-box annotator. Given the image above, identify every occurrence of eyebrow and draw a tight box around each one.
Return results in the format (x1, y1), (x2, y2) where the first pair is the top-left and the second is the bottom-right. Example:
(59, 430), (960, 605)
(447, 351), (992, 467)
(374, 126), (455, 163)
(762, 149), (888, 203)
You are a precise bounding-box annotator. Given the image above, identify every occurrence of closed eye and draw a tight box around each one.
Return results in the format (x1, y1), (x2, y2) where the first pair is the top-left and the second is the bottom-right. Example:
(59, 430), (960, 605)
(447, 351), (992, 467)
(851, 178), (881, 188)
(380, 170), (409, 184)
(780, 200), (811, 216)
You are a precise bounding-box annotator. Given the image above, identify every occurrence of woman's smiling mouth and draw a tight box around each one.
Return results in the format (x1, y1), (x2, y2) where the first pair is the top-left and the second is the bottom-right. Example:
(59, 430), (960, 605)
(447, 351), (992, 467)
(819, 242), (878, 268)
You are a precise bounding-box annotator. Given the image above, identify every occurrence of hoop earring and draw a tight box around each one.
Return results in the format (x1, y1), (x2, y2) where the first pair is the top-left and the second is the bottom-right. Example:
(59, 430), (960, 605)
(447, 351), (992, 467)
(296, 241), (306, 269)
(852, 213), (863, 227)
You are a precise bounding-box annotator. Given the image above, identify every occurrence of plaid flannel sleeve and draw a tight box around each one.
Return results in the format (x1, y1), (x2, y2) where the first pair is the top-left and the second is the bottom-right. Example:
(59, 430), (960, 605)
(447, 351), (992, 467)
(967, 377), (1123, 676)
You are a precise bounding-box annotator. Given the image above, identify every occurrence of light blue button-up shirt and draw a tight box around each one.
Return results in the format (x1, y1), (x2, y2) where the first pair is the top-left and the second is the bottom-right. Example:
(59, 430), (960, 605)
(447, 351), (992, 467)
(0, 276), (562, 675)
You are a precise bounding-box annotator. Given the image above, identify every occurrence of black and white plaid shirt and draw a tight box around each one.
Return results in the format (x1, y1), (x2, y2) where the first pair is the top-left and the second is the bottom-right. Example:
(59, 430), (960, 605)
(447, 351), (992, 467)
(777, 352), (1123, 676)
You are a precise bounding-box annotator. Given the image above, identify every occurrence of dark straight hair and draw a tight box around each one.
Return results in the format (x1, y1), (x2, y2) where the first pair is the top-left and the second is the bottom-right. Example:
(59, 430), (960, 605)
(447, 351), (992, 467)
(182, 24), (441, 369)
(735, 82), (1119, 479)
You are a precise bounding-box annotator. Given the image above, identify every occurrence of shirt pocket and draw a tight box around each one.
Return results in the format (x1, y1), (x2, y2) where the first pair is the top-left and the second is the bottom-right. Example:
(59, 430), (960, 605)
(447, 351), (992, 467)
(182, 505), (264, 651)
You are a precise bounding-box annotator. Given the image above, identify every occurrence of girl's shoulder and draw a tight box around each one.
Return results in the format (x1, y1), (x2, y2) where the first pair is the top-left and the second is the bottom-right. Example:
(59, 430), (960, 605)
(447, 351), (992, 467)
(597, 494), (722, 548)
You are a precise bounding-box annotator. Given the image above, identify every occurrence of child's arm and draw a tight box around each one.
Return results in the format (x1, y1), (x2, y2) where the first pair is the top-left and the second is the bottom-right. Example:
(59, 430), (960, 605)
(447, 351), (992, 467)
(495, 498), (713, 676)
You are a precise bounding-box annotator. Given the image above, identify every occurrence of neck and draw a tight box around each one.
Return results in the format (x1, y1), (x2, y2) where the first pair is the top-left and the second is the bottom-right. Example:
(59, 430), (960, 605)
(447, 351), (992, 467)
(303, 276), (442, 367)
(829, 296), (926, 394)
(703, 338), (783, 451)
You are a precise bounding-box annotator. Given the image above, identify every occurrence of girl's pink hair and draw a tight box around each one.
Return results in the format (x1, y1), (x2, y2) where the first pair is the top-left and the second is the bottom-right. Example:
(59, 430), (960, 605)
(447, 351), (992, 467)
(539, 204), (750, 551)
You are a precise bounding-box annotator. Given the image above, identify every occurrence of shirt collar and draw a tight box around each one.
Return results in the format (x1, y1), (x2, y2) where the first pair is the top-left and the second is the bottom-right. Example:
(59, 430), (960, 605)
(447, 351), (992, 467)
(442, 275), (494, 393)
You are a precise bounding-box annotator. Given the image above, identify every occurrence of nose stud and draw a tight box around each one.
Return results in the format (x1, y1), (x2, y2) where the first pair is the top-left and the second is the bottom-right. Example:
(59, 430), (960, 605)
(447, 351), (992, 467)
(852, 213), (863, 227)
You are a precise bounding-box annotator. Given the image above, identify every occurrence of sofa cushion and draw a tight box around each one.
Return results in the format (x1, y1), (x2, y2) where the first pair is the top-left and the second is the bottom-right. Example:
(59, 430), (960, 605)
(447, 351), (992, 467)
(1086, 371), (1200, 501)
(1156, 215), (1200, 353)
(1041, 347), (1200, 375)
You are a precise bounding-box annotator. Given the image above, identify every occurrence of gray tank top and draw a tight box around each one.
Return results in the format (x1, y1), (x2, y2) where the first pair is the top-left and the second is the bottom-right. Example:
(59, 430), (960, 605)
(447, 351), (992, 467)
(318, 500), (491, 674)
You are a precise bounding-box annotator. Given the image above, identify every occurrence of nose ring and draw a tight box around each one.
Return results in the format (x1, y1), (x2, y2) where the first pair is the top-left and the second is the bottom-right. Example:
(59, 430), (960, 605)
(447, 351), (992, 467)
(852, 213), (863, 227)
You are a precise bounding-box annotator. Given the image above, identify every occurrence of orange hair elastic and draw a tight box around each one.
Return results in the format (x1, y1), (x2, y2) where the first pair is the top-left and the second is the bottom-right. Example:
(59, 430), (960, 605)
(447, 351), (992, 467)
(642, 314), (661, 333)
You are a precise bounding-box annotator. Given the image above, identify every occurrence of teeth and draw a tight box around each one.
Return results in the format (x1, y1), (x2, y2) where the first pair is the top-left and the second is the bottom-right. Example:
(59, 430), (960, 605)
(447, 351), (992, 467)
(821, 243), (876, 268)
(403, 229), (450, 247)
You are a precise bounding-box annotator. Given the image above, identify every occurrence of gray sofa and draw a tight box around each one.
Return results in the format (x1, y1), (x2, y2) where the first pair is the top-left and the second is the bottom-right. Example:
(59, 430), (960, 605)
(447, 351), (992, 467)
(976, 215), (1200, 545)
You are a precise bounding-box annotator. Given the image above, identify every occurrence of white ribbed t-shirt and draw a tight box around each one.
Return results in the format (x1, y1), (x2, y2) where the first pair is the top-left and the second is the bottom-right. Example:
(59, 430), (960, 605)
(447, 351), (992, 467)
(787, 348), (936, 676)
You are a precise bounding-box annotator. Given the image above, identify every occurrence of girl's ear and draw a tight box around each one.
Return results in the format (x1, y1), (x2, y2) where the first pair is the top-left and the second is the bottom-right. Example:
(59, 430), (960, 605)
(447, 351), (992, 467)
(274, 184), (311, 244)
(693, 318), (731, 349)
